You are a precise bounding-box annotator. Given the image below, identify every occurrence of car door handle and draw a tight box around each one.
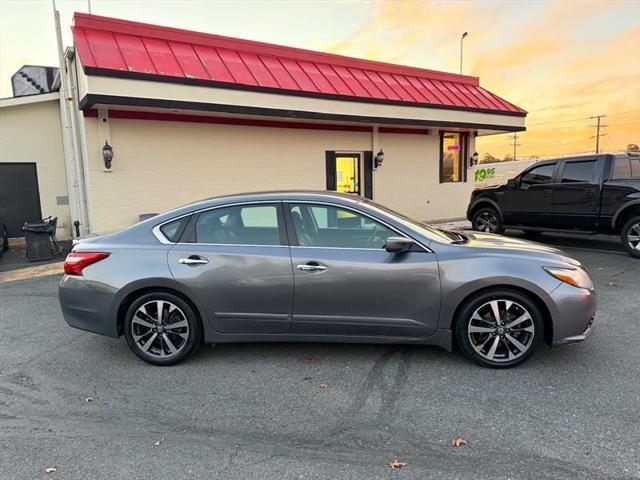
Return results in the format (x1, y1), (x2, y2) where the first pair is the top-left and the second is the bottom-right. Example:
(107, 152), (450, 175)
(296, 263), (327, 272)
(543, 190), (552, 197)
(585, 188), (596, 195)
(178, 255), (209, 266)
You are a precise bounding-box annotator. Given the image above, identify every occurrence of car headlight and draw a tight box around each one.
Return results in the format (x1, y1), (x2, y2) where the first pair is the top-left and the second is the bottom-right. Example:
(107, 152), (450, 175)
(543, 266), (594, 290)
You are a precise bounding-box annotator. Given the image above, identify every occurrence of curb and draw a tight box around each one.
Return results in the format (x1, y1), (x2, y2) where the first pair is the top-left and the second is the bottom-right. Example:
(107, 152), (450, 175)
(0, 262), (64, 283)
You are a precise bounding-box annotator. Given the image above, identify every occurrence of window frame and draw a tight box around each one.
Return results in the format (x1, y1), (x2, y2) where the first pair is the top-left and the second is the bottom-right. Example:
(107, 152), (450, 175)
(152, 201), (289, 247)
(283, 201), (428, 251)
(439, 131), (469, 184)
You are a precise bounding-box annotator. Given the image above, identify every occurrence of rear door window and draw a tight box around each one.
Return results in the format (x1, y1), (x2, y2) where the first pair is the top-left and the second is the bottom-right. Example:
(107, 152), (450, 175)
(560, 160), (597, 183)
(194, 204), (283, 245)
(519, 164), (556, 188)
(631, 158), (640, 178)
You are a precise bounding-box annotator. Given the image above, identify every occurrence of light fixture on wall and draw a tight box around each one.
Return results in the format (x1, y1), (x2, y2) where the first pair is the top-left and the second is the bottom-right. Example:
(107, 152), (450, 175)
(374, 149), (384, 169)
(471, 151), (479, 166)
(102, 141), (114, 169)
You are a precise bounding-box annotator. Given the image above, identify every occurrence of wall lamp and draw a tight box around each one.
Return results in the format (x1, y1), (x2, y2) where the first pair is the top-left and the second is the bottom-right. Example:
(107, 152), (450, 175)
(374, 149), (385, 169)
(102, 141), (114, 169)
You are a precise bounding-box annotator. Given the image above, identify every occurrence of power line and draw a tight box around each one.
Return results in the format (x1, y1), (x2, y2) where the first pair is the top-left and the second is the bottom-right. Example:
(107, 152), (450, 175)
(526, 108), (640, 127)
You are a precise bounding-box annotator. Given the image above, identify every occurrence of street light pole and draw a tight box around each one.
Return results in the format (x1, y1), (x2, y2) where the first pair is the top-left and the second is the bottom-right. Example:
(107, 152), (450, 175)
(460, 32), (468, 74)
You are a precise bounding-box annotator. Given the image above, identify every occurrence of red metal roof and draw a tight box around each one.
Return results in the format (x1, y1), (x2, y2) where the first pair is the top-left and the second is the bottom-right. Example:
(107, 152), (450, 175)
(72, 13), (526, 116)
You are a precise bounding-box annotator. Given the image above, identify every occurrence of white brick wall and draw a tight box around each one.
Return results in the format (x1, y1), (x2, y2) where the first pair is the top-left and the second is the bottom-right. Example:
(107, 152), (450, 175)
(83, 116), (474, 234)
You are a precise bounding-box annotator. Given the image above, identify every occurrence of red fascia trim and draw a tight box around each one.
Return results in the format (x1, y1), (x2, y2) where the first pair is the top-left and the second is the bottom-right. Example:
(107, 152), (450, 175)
(73, 12), (480, 86)
(82, 109), (373, 132)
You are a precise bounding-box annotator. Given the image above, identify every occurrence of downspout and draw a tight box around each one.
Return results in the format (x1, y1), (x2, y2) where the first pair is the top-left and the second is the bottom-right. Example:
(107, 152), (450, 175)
(65, 48), (91, 234)
(53, 3), (85, 237)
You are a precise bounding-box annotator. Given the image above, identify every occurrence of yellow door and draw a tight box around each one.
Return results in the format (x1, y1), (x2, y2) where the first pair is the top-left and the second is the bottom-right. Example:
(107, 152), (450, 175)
(335, 155), (361, 195)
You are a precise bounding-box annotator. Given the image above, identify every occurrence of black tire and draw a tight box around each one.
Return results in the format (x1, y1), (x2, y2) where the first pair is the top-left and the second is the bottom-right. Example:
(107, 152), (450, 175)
(455, 288), (544, 368)
(0, 225), (8, 252)
(471, 207), (505, 235)
(124, 292), (202, 366)
(620, 215), (640, 259)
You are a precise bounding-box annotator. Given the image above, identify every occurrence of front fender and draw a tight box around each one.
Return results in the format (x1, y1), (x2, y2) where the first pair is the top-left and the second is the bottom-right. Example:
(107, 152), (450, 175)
(467, 197), (504, 221)
(435, 251), (563, 330)
(611, 198), (640, 229)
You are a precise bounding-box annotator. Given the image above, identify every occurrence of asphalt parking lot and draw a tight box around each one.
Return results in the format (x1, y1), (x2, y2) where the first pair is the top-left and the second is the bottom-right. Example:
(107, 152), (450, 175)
(1, 242), (638, 480)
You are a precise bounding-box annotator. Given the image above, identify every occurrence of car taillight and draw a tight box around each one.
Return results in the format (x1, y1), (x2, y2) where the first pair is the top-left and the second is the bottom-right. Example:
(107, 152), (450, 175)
(64, 252), (110, 276)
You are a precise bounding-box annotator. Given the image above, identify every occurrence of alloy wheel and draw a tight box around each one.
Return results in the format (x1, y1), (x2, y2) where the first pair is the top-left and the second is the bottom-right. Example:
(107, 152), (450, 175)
(476, 212), (499, 233)
(130, 300), (190, 359)
(627, 222), (640, 252)
(467, 299), (535, 363)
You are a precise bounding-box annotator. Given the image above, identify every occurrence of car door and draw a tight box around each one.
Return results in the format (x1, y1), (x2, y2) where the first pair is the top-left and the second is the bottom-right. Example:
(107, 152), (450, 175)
(167, 202), (294, 334)
(285, 202), (441, 338)
(501, 162), (557, 226)
(549, 158), (602, 229)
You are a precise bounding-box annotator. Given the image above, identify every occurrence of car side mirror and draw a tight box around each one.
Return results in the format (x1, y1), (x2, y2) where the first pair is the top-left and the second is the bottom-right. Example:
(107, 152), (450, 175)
(385, 236), (414, 253)
(506, 178), (517, 188)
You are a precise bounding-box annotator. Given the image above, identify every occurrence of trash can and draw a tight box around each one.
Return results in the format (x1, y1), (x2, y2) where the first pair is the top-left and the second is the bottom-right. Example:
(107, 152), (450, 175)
(22, 217), (58, 262)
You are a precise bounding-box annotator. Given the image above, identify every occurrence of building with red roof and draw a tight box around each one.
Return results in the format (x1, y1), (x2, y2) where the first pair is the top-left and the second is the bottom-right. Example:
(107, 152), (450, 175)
(0, 13), (525, 238)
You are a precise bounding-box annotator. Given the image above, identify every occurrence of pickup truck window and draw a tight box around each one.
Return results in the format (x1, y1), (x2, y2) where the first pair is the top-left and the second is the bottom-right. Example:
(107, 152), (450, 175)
(612, 156), (640, 179)
(560, 160), (596, 183)
(520, 164), (555, 188)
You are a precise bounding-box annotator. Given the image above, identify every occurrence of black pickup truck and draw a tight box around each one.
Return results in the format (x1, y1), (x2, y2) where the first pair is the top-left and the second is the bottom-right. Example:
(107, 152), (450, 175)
(467, 153), (640, 257)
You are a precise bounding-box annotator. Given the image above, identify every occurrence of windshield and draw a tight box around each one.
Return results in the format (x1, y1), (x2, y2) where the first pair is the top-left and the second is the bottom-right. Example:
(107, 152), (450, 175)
(359, 198), (457, 244)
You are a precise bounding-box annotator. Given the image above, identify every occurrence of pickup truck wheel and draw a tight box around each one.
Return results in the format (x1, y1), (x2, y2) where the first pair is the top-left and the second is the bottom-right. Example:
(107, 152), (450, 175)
(471, 207), (505, 235)
(621, 216), (640, 258)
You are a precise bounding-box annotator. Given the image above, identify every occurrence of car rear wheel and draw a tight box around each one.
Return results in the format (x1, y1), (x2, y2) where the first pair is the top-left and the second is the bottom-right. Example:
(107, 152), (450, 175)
(621, 215), (640, 259)
(124, 292), (202, 366)
(471, 207), (505, 235)
(455, 289), (544, 368)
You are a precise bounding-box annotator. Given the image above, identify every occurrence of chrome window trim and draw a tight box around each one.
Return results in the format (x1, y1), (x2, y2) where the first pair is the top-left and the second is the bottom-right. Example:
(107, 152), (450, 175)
(152, 198), (432, 253)
(152, 212), (193, 245)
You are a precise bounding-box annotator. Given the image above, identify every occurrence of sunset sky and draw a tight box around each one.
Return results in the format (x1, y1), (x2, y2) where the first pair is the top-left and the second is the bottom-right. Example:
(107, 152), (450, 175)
(1, 0), (638, 160)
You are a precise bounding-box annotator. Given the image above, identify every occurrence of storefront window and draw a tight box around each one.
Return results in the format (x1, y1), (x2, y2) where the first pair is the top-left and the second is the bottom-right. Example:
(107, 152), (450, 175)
(440, 132), (465, 183)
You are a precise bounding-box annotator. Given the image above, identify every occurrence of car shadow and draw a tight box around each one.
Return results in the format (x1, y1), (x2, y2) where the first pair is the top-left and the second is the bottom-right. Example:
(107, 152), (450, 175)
(504, 229), (625, 254)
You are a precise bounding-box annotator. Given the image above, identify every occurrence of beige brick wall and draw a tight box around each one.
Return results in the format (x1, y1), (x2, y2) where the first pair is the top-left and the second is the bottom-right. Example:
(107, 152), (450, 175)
(0, 99), (71, 239)
(83, 116), (474, 234)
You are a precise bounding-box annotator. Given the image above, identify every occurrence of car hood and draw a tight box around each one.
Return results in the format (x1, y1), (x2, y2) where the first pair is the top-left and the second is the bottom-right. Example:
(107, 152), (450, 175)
(457, 230), (581, 266)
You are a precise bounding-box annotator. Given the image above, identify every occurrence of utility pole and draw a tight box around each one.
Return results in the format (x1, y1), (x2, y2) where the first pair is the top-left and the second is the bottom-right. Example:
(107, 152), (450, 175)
(508, 133), (521, 161)
(589, 114), (607, 154)
(460, 32), (468, 74)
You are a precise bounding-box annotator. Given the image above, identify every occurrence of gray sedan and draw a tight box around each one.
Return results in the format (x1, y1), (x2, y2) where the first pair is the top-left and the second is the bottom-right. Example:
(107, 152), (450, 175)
(58, 191), (596, 368)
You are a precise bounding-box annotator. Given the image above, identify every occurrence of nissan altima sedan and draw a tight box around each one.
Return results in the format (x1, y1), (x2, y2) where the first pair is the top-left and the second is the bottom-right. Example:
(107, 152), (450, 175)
(59, 191), (596, 368)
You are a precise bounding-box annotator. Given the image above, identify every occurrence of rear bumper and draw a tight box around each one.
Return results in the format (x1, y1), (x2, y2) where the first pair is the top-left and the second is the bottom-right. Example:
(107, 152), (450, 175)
(58, 275), (119, 337)
(548, 282), (597, 347)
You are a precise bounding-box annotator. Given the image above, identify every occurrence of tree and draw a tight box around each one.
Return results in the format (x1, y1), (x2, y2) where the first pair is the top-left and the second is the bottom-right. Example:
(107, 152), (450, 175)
(480, 153), (498, 164)
(502, 154), (514, 162)
(627, 144), (639, 153)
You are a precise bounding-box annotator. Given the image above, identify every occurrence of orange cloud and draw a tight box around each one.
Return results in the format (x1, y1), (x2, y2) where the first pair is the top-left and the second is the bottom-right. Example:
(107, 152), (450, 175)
(325, 0), (640, 158)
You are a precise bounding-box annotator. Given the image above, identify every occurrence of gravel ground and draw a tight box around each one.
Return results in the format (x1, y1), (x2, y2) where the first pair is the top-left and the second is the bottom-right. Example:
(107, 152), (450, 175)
(0, 242), (638, 480)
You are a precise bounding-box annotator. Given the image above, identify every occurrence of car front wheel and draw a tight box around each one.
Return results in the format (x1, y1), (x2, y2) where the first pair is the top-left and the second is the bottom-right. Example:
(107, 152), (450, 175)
(471, 207), (505, 235)
(124, 292), (202, 366)
(455, 289), (544, 368)
(621, 215), (640, 259)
